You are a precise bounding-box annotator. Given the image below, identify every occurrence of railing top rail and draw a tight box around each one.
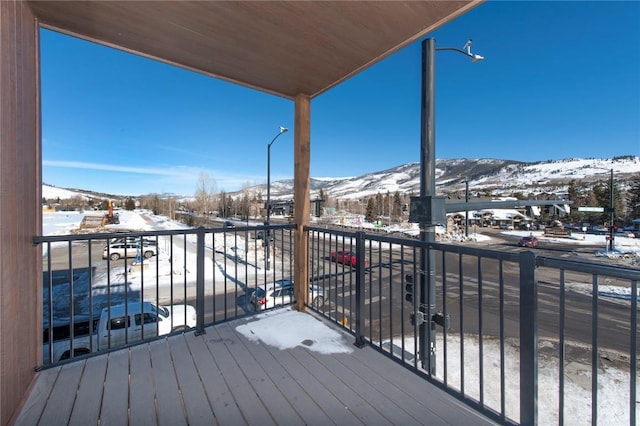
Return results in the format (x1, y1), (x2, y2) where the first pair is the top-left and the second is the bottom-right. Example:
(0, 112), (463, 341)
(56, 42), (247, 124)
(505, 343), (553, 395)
(34, 228), (196, 244)
(306, 225), (522, 262)
(537, 255), (640, 280)
(34, 223), (296, 244)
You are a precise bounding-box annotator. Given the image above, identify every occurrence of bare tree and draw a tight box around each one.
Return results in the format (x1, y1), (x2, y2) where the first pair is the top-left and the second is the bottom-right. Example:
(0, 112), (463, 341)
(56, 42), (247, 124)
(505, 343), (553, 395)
(240, 182), (252, 220)
(194, 172), (217, 215)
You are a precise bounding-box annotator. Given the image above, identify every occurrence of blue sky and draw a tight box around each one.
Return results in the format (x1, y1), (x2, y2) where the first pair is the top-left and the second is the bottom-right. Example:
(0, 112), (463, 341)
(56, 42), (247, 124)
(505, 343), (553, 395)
(41, 1), (639, 196)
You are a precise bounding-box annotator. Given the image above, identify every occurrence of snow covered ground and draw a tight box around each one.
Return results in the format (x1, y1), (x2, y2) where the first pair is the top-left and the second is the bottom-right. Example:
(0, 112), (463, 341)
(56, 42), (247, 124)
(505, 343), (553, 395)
(43, 210), (639, 424)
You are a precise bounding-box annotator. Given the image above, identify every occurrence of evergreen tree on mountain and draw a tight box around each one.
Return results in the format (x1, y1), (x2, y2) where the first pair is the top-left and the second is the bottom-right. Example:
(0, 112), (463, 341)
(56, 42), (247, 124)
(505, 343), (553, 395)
(318, 188), (330, 212)
(627, 174), (640, 220)
(392, 192), (403, 222)
(365, 198), (376, 223)
(375, 193), (383, 220)
(593, 177), (624, 225)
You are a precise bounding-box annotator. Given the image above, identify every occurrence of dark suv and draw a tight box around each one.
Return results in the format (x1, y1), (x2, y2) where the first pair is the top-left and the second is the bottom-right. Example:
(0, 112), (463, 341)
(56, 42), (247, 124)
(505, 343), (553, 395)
(254, 230), (274, 241)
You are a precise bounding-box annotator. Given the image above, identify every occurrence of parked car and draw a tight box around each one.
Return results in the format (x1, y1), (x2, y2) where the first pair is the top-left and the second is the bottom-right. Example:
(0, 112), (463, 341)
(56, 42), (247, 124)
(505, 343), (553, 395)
(254, 230), (274, 241)
(499, 223), (514, 230)
(586, 226), (607, 235)
(330, 250), (368, 267)
(110, 236), (157, 246)
(223, 220), (235, 228)
(518, 236), (539, 248)
(103, 242), (157, 261)
(250, 279), (325, 310)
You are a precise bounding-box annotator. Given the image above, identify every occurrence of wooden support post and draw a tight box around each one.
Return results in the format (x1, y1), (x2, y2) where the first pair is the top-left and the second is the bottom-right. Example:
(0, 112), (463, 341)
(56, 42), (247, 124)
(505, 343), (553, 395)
(293, 94), (310, 311)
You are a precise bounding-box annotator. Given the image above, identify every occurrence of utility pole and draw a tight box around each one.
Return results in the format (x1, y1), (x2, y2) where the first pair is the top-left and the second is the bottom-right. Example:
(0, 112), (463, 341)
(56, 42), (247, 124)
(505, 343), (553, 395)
(465, 178), (469, 238)
(608, 169), (615, 251)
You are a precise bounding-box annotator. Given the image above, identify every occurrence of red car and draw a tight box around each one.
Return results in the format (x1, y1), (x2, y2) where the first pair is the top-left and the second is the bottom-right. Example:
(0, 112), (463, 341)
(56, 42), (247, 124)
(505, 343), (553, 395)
(518, 236), (539, 248)
(330, 250), (368, 267)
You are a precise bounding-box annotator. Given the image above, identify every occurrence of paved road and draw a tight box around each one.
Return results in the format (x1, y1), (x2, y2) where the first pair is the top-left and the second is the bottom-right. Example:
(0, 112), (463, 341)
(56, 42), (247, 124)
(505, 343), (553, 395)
(308, 229), (637, 356)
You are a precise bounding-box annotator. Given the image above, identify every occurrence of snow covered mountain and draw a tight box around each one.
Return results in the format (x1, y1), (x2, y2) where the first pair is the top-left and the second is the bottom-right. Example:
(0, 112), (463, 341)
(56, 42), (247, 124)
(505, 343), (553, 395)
(264, 156), (639, 200)
(43, 156), (639, 201)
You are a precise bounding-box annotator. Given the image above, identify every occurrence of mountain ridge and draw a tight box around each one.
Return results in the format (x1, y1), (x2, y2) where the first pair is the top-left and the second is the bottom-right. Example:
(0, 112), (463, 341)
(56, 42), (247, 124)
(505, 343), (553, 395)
(43, 156), (639, 201)
(266, 156), (638, 200)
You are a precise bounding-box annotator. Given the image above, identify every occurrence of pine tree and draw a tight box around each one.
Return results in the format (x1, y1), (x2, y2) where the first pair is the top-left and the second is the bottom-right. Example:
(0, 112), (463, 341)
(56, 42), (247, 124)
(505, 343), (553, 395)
(392, 192), (403, 222)
(375, 193), (383, 219)
(125, 197), (136, 210)
(567, 180), (580, 223)
(627, 174), (640, 220)
(365, 198), (376, 223)
(593, 176), (624, 225)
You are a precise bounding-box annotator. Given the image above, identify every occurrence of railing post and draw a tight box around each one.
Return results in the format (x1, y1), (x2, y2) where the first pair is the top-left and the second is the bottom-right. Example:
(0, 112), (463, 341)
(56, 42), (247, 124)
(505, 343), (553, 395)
(195, 226), (206, 335)
(354, 231), (366, 348)
(519, 250), (538, 425)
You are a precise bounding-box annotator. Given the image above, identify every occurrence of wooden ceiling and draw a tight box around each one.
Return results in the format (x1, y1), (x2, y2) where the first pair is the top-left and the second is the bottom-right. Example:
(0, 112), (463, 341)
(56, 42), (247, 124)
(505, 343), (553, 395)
(27, 1), (481, 100)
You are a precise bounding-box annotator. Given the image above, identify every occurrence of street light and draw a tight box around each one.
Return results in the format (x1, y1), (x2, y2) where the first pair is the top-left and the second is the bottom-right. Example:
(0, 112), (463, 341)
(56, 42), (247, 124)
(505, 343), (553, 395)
(266, 126), (288, 270)
(464, 177), (470, 238)
(418, 38), (484, 374)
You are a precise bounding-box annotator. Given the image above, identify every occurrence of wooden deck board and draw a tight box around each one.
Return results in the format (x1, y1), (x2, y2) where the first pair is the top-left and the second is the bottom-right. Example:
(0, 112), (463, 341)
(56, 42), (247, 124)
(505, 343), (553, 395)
(307, 348), (427, 425)
(13, 313), (497, 426)
(215, 323), (306, 425)
(289, 345), (392, 425)
(230, 323), (331, 426)
(183, 331), (245, 425)
(201, 325), (277, 426)
(149, 338), (187, 426)
(129, 343), (158, 425)
(40, 361), (84, 425)
(14, 367), (60, 425)
(336, 348), (449, 425)
(351, 344), (486, 425)
(100, 349), (131, 426)
(168, 334), (217, 426)
(256, 335), (364, 426)
(68, 356), (107, 426)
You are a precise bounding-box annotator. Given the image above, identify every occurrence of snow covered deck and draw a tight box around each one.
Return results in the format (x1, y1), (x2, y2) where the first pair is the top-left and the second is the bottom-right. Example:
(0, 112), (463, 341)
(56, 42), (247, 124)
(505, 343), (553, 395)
(14, 309), (495, 425)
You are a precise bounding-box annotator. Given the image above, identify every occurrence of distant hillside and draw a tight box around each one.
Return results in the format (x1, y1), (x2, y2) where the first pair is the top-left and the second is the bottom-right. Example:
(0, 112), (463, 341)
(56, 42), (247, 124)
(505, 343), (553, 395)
(258, 156), (639, 201)
(42, 184), (113, 202)
(44, 156), (639, 201)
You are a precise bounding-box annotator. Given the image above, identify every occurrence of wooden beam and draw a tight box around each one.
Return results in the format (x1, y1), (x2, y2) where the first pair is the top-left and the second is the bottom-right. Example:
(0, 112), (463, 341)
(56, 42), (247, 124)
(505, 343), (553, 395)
(1, 2), (41, 424)
(293, 94), (310, 312)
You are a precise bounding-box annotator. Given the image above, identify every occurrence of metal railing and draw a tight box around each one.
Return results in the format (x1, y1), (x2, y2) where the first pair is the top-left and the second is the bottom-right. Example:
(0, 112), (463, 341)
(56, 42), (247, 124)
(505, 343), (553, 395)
(35, 223), (295, 367)
(35, 223), (639, 425)
(306, 226), (639, 426)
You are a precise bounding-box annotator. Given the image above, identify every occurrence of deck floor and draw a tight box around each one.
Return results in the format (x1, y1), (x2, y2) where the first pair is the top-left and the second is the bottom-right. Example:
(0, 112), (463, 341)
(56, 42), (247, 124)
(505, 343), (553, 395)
(14, 312), (496, 425)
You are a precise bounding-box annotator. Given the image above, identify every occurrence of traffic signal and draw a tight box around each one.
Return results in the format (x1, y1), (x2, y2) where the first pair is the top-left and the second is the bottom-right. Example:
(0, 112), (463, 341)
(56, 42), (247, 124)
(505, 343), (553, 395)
(405, 273), (414, 303)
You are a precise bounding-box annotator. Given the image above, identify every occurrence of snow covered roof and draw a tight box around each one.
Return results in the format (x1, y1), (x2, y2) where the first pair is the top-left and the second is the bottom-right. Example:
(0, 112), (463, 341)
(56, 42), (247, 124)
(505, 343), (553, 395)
(477, 209), (526, 220)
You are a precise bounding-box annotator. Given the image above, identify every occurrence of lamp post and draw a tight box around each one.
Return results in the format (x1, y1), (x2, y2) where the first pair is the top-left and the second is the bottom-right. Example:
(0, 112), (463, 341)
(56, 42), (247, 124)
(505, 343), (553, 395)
(418, 38), (483, 374)
(266, 126), (288, 270)
(465, 177), (470, 238)
(608, 169), (615, 251)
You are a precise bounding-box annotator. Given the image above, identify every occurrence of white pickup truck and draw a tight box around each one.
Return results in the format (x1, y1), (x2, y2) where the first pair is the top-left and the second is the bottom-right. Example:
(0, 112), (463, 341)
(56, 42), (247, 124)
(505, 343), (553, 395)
(44, 301), (197, 364)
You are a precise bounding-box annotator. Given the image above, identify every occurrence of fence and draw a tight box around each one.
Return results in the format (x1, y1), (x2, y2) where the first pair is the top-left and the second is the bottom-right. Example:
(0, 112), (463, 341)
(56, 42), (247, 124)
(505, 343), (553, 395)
(306, 226), (639, 425)
(35, 224), (296, 366)
(34, 223), (639, 424)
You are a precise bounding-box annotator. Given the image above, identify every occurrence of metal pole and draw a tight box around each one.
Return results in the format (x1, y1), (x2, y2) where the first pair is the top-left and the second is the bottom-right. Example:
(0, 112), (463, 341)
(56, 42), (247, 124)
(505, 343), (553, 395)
(420, 38), (437, 374)
(265, 128), (287, 271)
(465, 178), (469, 238)
(519, 250), (538, 425)
(609, 169), (615, 251)
(195, 227), (206, 335)
(266, 143), (272, 270)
